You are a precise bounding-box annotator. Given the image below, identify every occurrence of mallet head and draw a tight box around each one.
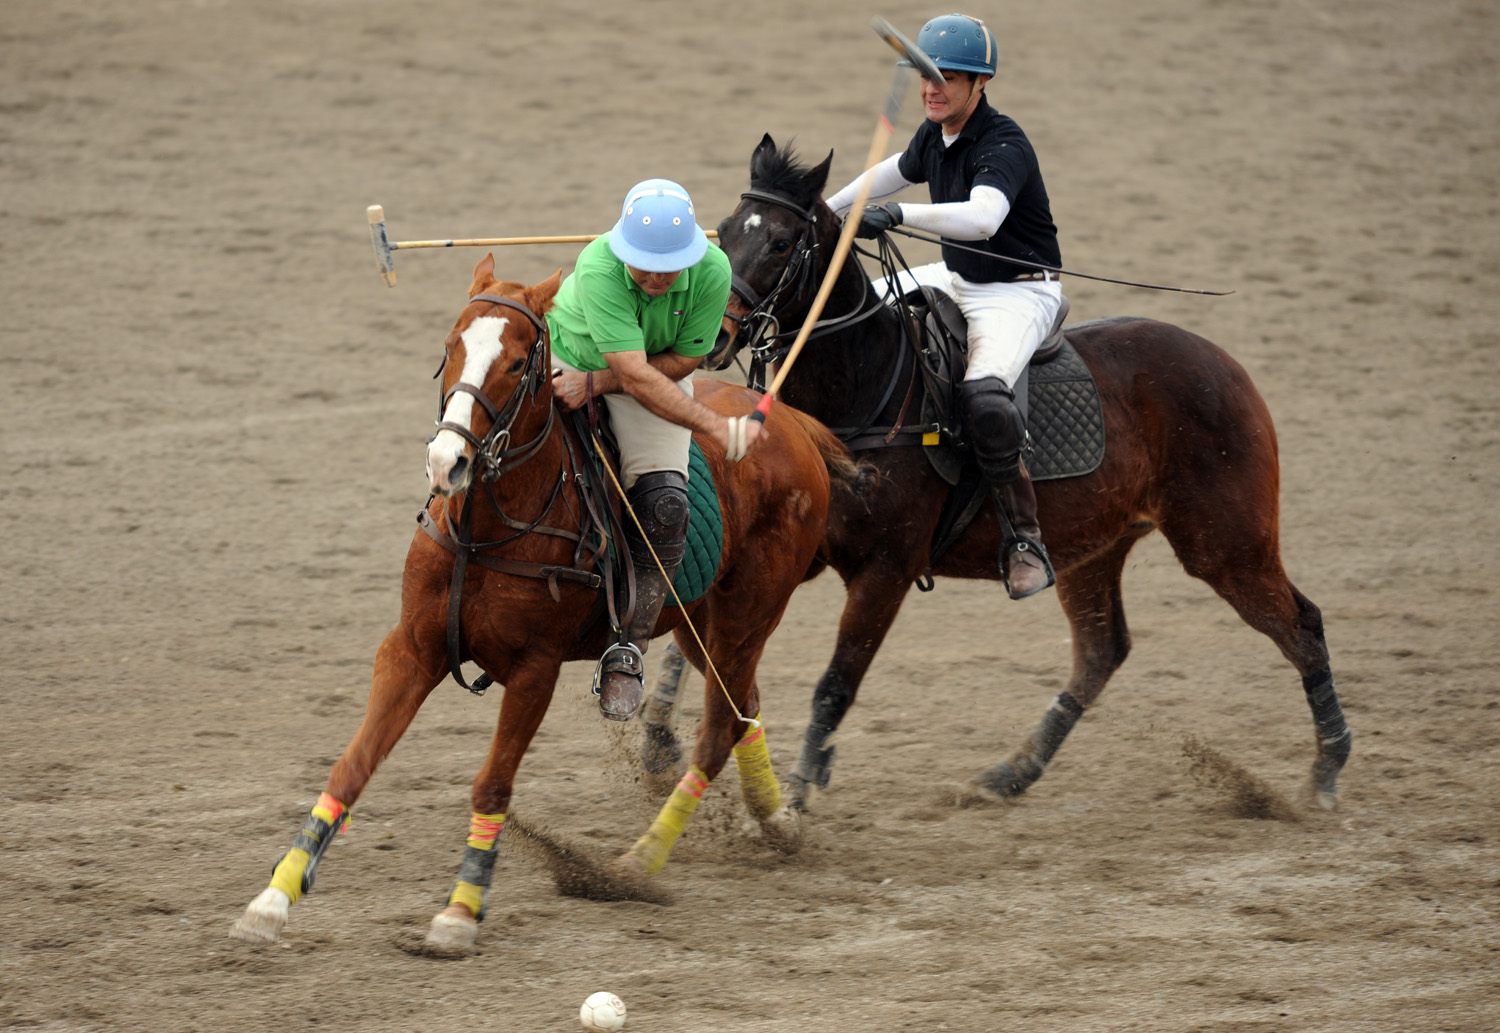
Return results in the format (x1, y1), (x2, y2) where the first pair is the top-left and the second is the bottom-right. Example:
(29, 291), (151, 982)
(367, 204), (396, 287)
(870, 17), (944, 83)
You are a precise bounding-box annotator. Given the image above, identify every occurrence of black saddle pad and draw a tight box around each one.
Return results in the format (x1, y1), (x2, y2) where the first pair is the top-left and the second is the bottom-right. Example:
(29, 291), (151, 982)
(919, 332), (1106, 484)
(1025, 335), (1106, 481)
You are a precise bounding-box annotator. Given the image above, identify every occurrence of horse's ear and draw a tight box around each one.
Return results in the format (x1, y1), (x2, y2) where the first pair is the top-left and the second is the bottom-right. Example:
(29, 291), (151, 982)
(469, 252), (496, 297)
(807, 149), (834, 200)
(529, 269), (563, 314)
(750, 132), (777, 182)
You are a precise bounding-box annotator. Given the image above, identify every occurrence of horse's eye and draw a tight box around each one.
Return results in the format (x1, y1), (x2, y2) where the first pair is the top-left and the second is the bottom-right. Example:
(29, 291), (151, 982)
(507, 358), (525, 375)
(770, 240), (792, 255)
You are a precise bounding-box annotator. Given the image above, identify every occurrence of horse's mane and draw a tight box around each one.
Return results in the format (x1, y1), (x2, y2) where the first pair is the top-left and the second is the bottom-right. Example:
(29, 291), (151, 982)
(749, 142), (824, 209)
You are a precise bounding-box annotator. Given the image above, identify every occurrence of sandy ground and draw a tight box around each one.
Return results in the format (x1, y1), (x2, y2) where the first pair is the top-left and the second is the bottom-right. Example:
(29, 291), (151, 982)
(3, 1), (1498, 1030)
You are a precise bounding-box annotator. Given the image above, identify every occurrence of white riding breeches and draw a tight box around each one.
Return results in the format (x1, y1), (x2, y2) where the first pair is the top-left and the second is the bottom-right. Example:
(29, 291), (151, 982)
(874, 262), (1065, 389)
(553, 357), (694, 491)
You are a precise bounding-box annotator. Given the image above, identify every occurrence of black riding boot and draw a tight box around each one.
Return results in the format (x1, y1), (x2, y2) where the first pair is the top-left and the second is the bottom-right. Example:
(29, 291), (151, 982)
(959, 376), (1056, 600)
(597, 471), (689, 721)
(994, 467), (1055, 600)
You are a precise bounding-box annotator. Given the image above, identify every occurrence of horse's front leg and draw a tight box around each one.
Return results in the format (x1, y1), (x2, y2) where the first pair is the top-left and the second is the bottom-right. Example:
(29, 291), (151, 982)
(425, 653), (561, 949)
(790, 569), (915, 809)
(231, 621), (445, 942)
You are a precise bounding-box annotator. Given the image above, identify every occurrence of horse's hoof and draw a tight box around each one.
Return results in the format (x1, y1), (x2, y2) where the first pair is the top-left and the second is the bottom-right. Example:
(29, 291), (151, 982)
(639, 722), (682, 775)
(597, 853), (663, 902)
(229, 887), (290, 943)
(969, 761), (1033, 800)
(758, 804), (804, 854)
(934, 779), (1014, 809)
(786, 778), (813, 812)
(611, 853), (649, 882)
(1311, 787), (1340, 812)
(425, 905), (478, 949)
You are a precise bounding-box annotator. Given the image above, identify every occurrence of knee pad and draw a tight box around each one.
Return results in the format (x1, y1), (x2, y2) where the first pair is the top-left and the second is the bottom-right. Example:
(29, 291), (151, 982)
(960, 377), (1027, 481)
(625, 471), (689, 566)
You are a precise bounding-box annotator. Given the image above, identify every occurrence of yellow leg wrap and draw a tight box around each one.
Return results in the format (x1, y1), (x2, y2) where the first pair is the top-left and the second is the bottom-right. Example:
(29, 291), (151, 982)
(466, 811), (506, 850)
(629, 765), (708, 876)
(269, 848), (311, 905)
(449, 880), (486, 916)
(266, 792), (351, 906)
(444, 810), (505, 918)
(734, 718), (782, 821)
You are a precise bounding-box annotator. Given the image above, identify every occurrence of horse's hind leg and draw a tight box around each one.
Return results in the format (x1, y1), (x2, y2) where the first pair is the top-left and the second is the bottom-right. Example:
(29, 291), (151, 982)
(1159, 507), (1351, 808)
(972, 534), (1141, 799)
(231, 624), (443, 942)
(638, 641), (689, 775)
(626, 610), (796, 873)
(426, 654), (560, 948)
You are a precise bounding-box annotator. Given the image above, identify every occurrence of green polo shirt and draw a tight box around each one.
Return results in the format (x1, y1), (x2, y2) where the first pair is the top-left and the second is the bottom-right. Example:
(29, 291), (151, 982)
(546, 233), (731, 373)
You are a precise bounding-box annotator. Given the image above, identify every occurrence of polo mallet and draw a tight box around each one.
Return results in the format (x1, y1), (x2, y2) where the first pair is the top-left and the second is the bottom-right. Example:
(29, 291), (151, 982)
(366, 205), (719, 287)
(746, 17), (943, 426)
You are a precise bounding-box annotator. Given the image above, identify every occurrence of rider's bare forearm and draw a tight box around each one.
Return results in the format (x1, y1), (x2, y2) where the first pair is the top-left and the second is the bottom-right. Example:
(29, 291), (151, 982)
(587, 351), (702, 397)
(604, 351), (721, 436)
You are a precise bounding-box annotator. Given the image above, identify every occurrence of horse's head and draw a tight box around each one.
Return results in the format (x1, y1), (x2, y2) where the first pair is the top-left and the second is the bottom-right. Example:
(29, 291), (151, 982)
(705, 134), (837, 372)
(425, 254), (563, 497)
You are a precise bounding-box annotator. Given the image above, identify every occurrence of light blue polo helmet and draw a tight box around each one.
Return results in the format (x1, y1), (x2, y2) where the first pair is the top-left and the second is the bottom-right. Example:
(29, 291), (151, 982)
(900, 14), (997, 77)
(608, 178), (710, 273)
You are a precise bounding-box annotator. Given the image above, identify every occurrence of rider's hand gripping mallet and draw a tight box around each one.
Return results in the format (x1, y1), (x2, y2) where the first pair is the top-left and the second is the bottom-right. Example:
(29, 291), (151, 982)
(746, 18), (943, 427)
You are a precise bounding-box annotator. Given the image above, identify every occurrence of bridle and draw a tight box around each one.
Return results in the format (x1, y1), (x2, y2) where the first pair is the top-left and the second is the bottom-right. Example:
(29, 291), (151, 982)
(431, 292), (555, 482)
(727, 191), (937, 453)
(422, 291), (607, 694)
(726, 190), (884, 388)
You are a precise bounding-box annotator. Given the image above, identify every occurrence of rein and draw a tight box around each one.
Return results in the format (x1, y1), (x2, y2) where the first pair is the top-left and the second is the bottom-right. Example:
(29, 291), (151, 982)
(886, 226), (1235, 296)
(730, 189), (927, 446)
(729, 191), (886, 389)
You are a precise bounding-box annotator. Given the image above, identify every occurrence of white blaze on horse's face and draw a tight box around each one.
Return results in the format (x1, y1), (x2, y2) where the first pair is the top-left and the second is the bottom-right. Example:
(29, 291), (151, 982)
(425, 315), (509, 495)
(742, 213), (762, 231)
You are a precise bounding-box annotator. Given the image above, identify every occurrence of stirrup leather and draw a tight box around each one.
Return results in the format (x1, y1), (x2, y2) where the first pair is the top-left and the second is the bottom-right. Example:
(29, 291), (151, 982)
(592, 641), (645, 696)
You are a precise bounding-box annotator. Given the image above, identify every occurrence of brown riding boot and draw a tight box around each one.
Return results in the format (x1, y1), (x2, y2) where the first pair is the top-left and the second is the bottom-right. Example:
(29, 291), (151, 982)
(995, 467), (1055, 600)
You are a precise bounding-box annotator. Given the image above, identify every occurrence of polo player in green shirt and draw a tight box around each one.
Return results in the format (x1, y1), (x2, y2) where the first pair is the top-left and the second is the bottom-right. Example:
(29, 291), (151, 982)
(549, 179), (763, 720)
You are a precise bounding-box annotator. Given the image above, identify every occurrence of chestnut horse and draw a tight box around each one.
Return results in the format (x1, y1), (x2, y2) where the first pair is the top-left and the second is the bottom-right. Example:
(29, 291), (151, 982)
(232, 254), (856, 948)
(642, 137), (1351, 811)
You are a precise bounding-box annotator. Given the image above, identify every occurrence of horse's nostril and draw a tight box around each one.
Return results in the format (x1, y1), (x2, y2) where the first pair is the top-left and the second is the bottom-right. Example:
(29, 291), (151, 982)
(449, 454), (469, 487)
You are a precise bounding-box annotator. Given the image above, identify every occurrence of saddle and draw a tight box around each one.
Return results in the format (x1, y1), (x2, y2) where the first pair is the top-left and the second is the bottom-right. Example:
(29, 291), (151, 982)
(889, 286), (1107, 584)
(572, 407), (725, 608)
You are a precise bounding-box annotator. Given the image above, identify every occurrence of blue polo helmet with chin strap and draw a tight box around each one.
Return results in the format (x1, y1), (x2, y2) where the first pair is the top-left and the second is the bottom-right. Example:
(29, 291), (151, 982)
(608, 178), (710, 273)
(900, 14), (997, 77)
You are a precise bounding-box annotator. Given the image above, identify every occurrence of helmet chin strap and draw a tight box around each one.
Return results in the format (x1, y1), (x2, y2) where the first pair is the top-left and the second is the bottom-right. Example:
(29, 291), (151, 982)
(935, 73), (989, 132)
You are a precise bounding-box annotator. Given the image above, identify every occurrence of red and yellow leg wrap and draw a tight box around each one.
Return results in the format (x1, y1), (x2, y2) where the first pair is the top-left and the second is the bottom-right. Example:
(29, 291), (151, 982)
(629, 765), (709, 876)
(734, 717), (782, 821)
(448, 811), (506, 919)
(269, 792), (349, 905)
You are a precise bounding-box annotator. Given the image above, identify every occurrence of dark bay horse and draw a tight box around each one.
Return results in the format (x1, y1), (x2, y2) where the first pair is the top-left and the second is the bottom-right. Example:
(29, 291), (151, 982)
(643, 136), (1351, 812)
(233, 253), (856, 948)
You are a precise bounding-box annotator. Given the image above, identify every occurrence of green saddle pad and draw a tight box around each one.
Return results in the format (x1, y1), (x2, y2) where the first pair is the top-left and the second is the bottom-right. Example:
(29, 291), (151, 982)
(671, 440), (723, 605)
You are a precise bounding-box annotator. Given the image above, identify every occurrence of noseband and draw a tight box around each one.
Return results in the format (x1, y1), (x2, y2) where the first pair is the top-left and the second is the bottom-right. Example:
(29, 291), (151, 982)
(432, 292), (554, 481)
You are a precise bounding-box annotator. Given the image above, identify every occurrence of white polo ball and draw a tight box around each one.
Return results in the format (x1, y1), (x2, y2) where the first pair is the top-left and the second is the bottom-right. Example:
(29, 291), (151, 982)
(579, 991), (627, 1032)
